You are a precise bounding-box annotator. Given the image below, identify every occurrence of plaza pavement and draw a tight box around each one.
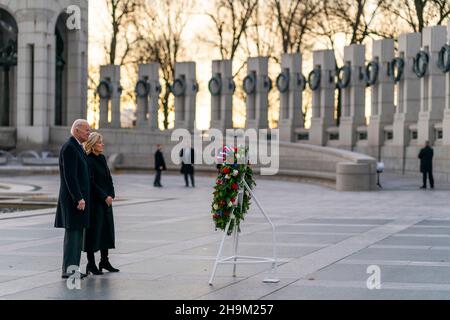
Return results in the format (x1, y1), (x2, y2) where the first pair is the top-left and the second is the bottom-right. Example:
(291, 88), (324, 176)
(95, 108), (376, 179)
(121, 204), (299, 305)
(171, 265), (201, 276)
(1, 171), (450, 299)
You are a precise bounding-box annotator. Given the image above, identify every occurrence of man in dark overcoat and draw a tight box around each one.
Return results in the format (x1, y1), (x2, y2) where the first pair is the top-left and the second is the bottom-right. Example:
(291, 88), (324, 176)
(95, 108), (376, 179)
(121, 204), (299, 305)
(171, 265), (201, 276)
(55, 119), (92, 278)
(418, 140), (434, 189)
(154, 144), (166, 187)
(180, 146), (195, 187)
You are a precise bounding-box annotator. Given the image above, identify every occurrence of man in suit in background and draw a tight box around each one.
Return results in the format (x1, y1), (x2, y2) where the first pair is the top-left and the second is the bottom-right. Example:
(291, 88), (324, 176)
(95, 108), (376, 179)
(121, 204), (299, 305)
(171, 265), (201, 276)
(154, 144), (166, 187)
(55, 119), (92, 279)
(180, 146), (195, 187)
(418, 140), (434, 189)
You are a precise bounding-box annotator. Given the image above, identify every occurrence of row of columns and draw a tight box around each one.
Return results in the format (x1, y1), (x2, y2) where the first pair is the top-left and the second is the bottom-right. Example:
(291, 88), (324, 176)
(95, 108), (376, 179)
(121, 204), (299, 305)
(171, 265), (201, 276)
(97, 23), (450, 156)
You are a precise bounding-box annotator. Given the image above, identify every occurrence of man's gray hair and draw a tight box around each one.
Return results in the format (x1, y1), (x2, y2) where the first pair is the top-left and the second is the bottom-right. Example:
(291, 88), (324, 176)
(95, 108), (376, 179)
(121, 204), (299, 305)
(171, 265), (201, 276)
(70, 119), (89, 136)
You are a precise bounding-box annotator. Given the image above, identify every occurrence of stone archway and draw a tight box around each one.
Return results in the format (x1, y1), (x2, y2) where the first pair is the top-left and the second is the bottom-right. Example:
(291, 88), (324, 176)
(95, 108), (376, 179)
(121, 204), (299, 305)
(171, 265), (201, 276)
(0, 8), (18, 127)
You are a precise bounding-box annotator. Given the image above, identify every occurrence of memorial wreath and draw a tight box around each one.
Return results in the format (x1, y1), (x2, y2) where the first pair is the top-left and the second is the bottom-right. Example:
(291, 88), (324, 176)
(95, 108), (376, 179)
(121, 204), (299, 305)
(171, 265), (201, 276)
(211, 145), (256, 235)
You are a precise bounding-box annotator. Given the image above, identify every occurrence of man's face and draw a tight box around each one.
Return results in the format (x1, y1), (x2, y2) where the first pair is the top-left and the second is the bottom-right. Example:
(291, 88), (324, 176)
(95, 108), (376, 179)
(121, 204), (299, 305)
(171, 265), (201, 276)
(77, 124), (91, 143)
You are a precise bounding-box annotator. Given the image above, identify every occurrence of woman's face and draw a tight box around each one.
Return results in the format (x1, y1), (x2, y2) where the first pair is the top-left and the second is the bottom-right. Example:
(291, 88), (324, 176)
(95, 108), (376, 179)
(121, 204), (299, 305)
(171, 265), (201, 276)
(93, 139), (104, 154)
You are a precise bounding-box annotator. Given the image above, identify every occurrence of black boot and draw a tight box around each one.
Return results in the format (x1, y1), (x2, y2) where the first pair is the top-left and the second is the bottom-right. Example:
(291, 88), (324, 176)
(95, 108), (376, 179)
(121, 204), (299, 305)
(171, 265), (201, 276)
(99, 250), (119, 273)
(99, 259), (120, 273)
(86, 251), (103, 275)
(86, 263), (103, 275)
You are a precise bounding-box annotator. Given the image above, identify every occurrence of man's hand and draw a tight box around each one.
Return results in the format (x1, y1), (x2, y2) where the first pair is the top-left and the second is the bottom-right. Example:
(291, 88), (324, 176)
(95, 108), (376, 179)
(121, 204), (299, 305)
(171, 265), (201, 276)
(159, 166), (163, 170)
(77, 199), (86, 211)
(105, 196), (113, 206)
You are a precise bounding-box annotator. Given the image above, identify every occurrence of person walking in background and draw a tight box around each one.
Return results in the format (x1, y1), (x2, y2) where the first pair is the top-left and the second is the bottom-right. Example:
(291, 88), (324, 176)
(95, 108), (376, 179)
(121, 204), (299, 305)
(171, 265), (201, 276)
(83, 132), (119, 275)
(419, 140), (434, 189)
(180, 146), (195, 187)
(154, 144), (166, 187)
(55, 119), (92, 279)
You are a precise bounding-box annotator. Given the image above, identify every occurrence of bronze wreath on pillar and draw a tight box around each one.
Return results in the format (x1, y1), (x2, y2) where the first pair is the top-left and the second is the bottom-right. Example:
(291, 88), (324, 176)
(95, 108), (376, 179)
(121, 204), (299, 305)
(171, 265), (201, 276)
(171, 78), (186, 97)
(413, 50), (429, 78)
(308, 67), (321, 91)
(276, 70), (289, 93)
(243, 73), (256, 94)
(135, 79), (150, 98)
(365, 60), (379, 86)
(97, 80), (113, 99)
(296, 73), (306, 91)
(227, 78), (236, 93)
(388, 57), (404, 83)
(262, 75), (272, 92)
(438, 44), (450, 73)
(336, 64), (351, 89)
(208, 75), (222, 96)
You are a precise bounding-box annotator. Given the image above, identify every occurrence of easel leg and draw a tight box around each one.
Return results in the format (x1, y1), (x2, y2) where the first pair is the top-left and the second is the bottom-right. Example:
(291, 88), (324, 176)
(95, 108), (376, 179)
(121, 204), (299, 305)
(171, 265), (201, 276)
(243, 181), (280, 283)
(232, 227), (239, 277)
(209, 217), (233, 286)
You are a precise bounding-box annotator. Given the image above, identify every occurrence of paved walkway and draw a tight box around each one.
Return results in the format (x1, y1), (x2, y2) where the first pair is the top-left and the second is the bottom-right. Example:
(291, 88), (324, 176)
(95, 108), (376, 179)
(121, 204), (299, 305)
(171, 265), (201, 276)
(1, 171), (450, 299)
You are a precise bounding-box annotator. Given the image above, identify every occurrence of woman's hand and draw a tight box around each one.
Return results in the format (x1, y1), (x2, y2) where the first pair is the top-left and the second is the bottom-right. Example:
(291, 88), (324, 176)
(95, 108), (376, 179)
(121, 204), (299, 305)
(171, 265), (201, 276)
(105, 196), (113, 206)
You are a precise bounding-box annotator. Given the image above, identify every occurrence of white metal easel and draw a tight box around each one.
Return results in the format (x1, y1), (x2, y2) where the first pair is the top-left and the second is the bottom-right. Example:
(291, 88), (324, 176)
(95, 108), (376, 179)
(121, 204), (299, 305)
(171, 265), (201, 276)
(209, 174), (279, 285)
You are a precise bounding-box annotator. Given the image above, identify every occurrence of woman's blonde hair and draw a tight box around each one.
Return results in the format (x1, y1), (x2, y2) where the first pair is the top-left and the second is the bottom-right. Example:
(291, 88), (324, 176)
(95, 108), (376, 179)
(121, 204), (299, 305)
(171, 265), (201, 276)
(84, 132), (103, 155)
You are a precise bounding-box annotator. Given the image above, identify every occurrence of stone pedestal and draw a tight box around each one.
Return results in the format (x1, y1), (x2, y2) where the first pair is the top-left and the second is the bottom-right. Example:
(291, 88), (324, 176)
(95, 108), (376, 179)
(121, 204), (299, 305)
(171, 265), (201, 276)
(393, 32), (422, 148)
(174, 62), (197, 132)
(442, 22), (450, 145)
(245, 57), (269, 130)
(309, 50), (335, 146)
(99, 65), (121, 129)
(210, 60), (233, 132)
(136, 63), (160, 130)
(278, 53), (304, 142)
(367, 39), (395, 158)
(339, 44), (366, 150)
(417, 26), (447, 145)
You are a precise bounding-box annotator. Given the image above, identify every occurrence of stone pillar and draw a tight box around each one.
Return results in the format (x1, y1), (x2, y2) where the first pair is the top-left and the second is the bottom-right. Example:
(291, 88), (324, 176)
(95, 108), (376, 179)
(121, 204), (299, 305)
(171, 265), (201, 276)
(136, 63), (160, 130)
(174, 62), (197, 131)
(65, 6), (89, 124)
(442, 22), (450, 145)
(393, 32), (422, 148)
(99, 65), (121, 129)
(309, 50), (335, 146)
(15, 8), (53, 147)
(367, 39), (395, 157)
(278, 53), (304, 142)
(210, 60), (233, 132)
(339, 44), (366, 150)
(417, 25), (447, 145)
(245, 57), (270, 130)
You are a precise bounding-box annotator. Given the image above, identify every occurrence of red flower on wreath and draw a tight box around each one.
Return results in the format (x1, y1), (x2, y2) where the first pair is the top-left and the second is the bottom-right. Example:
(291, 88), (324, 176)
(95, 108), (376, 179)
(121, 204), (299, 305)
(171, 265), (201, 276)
(231, 183), (238, 190)
(216, 179), (222, 185)
(222, 167), (230, 174)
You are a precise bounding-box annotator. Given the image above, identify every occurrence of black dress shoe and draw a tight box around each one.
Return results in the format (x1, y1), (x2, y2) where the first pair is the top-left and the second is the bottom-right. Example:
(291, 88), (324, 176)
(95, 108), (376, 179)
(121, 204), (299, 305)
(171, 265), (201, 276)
(99, 260), (120, 273)
(420, 186), (426, 189)
(86, 263), (103, 275)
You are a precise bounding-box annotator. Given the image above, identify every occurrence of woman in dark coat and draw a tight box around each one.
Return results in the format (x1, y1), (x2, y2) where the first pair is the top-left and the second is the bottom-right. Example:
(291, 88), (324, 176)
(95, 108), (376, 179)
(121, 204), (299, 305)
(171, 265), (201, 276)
(83, 132), (119, 275)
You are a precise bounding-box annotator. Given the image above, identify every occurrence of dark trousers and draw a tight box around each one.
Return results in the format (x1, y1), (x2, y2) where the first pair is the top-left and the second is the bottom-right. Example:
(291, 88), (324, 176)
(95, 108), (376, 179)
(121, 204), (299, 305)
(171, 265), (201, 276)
(422, 170), (434, 188)
(184, 172), (194, 187)
(87, 249), (109, 264)
(154, 170), (162, 186)
(62, 229), (83, 275)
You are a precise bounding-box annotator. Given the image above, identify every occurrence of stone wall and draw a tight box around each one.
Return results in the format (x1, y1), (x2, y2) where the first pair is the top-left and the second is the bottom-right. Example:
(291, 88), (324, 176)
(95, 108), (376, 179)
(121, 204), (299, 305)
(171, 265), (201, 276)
(49, 126), (377, 191)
